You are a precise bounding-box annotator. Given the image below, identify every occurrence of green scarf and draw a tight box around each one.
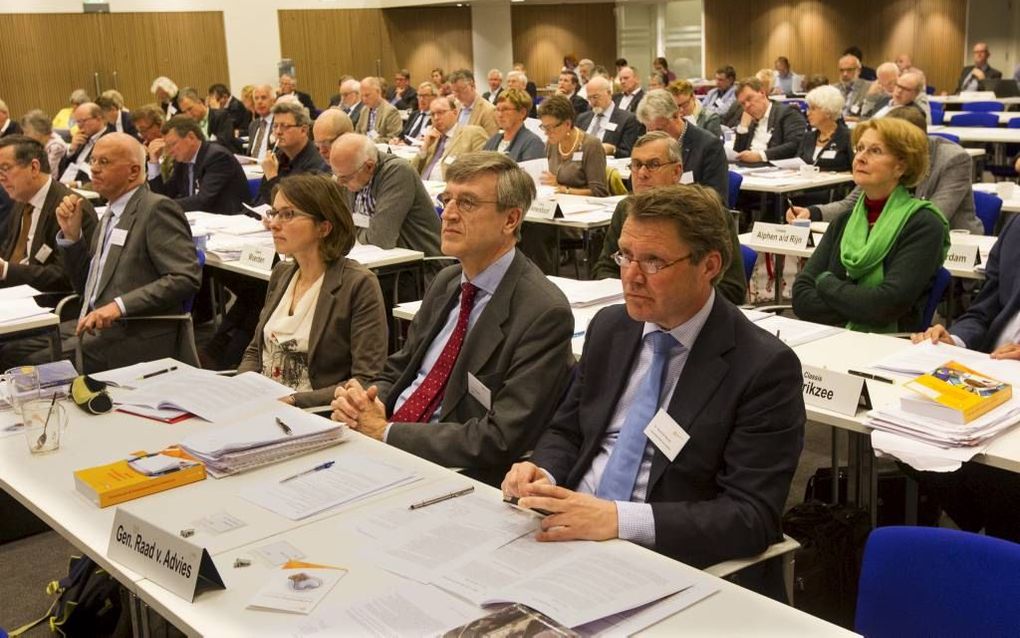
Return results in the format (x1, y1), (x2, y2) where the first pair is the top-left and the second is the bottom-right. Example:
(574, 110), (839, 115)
(839, 185), (949, 332)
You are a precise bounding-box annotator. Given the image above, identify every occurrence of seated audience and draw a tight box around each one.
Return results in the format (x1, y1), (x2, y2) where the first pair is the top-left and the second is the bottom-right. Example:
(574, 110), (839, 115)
(733, 77), (807, 163)
(52, 89), (90, 133)
(653, 56), (676, 84)
(354, 76), (403, 141)
(413, 96), (489, 181)
(647, 74), (665, 91)
(394, 82), (436, 144)
(247, 84), (276, 161)
(208, 83), (251, 134)
(513, 62), (539, 101)
(577, 76), (642, 158)
(796, 85), (853, 172)
(667, 80), (722, 140)
(803, 74), (830, 92)
(558, 71), (590, 116)
(612, 66), (645, 114)
(483, 88), (545, 162)
(895, 53), (919, 75)
(151, 76), (180, 118)
(483, 69), (504, 104)
(576, 59), (595, 98)
(58, 102), (112, 186)
(239, 173), (387, 408)
(756, 68), (778, 95)
(506, 71), (538, 118)
(312, 108), (354, 163)
(774, 56), (804, 94)
(278, 74), (318, 117)
(97, 90), (137, 139)
(21, 109), (67, 175)
(837, 54), (872, 119)
(859, 62), (899, 118)
(334, 78), (363, 125)
(387, 69), (417, 111)
(957, 42), (1002, 93)
(449, 69), (499, 137)
(331, 152), (574, 485)
(176, 87), (240, 152)
(703, 65), (738, 117)
(431, 67), (453, 96)
(845, 45), (877, 81)
(869, 70), (931, 123)
(256, 102), (329, 205)
(129, 104), (169, 180)
(792, 117), (949, 333)
(539, 94), (608, 197)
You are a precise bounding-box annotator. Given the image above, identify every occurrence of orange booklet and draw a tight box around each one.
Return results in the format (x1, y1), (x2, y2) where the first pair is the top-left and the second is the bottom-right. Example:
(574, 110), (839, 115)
(74, 447), (206, 508)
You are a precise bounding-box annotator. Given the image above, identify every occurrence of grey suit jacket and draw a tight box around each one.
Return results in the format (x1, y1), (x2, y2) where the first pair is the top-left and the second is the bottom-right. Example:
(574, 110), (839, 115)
(576, 107), (643, 158)
(1, 179), (97, 292)
(810, 137), (982, 234)
(377, 250), (575, 482)
(840, 78), (872, 117)
(354, 101), (404, 140)
(238, 258), (388, 408)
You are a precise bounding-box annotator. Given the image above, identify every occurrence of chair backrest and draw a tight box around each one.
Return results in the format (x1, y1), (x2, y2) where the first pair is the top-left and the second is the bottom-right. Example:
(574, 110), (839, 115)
(787, 99), (807, 113)
(951, 112), (999, 127)
(727, 170), (743, 209)
(962, 100), (1004, 112)
(974, 190), (1003, 235)
(606, 167), (629, 196)
(925, 85), (935, 95)
(930, 102), (945, 125)
(855, 526), (1020, 638)
(928, 132), (960, 144)
(1008, 118), (1020, 130)
(920, 266), (951, 329)
(740, 244), (757, 283)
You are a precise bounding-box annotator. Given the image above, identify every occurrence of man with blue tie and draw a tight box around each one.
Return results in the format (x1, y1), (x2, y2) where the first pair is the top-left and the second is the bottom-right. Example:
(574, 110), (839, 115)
(502, 184), (804, 598)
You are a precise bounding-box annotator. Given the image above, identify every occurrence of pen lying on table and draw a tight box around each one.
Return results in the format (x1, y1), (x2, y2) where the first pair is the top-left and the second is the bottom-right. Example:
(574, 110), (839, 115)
(409, 486), (474, 510)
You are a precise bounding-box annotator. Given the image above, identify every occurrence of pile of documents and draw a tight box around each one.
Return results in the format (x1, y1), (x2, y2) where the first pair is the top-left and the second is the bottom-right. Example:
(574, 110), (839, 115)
(548, 276), (623, 308)
(752, 314), (843, 347)
(0, 285), (52, 326)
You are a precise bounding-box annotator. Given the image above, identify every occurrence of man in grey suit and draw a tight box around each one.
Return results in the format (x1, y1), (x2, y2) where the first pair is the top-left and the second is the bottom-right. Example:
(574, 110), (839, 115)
(331, 152), (575, 485)
(577, 76), (642, 158)
(837, 54), (872, 119)
(956, 42), (1003, 93)
(54, 133), (201, 372)
(733, 77), (807, 162)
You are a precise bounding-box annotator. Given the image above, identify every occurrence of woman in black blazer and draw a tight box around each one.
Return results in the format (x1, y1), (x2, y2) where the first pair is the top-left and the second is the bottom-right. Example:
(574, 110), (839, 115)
(796, 85), (853, 172)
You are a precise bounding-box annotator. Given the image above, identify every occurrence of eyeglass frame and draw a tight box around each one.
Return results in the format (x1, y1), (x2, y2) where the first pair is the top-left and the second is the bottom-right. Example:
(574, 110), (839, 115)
(265, 206), (324, 223)
(611, 250), (693, 275)
(629, 159), (679, 173)
(437, 192), (501, 214)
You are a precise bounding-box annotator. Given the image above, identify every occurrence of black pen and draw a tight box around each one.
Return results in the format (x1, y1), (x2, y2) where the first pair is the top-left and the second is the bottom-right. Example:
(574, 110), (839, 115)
(140, 366), (178, 380)
(409, 486), (474, 510)
(275, 416), (293, 436)
(847, 369), (894, 384)
(503, 495), (554, 517)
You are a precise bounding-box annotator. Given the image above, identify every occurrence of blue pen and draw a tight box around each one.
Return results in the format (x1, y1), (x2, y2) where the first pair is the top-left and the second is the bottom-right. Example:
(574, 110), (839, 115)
(279, 461), (335, 483)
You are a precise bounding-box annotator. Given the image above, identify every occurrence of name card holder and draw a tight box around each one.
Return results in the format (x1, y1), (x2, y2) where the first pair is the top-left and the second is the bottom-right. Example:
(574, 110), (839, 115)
(801, 365), (871, 416)
(751, 222), (813, 251)
(945, 242), (981, 271)
(239, 244), (277, 273)
(528, 198), (561, 220)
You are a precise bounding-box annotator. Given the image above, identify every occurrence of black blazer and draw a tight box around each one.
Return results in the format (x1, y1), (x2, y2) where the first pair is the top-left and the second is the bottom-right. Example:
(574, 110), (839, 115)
(733, 102), (807, 161)
(529, 299), (805, 570)
(483, 88), (503, 104)
(575, 107), (642, 158)
(388, 86), (418, 111)
(225, 96), (252, 134)
(482, 126), (546, 163)
(207, 109), (241, 153)
(289, 91), (318, 118)
(568, 94), (590, 116)
(951, 216), (1020, 352)
(246, 115), (272, 158)
(0, 121), (23, 138)
(148, 141), (250, 215)
(611, 88), (645, 114)
(682, 123), (730, 205)
(115, 111), (139, 140)
(401, 110), (431, 141)
(347, 102), (364, 127)
(956, 64), (1003, 93)
(255, 139), (329, 205)
(795, 122), (853, 172)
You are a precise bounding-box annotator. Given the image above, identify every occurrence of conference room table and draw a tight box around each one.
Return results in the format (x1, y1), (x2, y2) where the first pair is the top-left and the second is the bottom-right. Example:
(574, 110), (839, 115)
(733, 169), (855, 223)
(0, 375), (856, 637)
(0, 313), (62, 362)
(927, 125), (1020, 164)
(973, 182), (1020, 216)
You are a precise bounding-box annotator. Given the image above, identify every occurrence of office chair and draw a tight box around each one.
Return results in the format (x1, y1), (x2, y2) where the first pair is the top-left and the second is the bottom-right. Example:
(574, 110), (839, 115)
(950, 112), (998, 127)
(961, 100), (1004, 113)
(727, 170), (743, 209)
(928, 132), (960, 144)
(973, 191), (1003, 236)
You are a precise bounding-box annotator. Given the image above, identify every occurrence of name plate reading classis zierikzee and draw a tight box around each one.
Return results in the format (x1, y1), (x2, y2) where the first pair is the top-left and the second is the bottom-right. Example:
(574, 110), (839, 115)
(801, 365), (871, 416)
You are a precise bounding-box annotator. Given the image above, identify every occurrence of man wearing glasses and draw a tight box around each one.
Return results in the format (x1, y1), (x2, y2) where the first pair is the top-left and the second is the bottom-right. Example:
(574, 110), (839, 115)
(502, 184), (804, 599)
(254, 101), (328, 205)
(591, 132), (746, 305)
(869, 70), (932, 124)
(331, 151), (573, 486)
(58, 102), (112, 186)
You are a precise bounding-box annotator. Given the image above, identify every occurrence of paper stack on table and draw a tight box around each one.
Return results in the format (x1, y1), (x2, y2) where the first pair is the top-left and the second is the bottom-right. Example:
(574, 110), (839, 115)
(0, 297), (52, 326)
(753, 314), (843, 347)
(116, 369), (293, 422)
(548, 276), (623, 308)
(0, 284), (42, 301)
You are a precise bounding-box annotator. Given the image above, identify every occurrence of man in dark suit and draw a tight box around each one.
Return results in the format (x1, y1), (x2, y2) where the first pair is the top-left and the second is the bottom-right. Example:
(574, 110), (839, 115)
(331, 151), (575, 485)
(577, 76), (642, 158)
(255, 102), (328, 205)
(911, 216), (1020, 542)
(332, 79), (363, 127)
(177, 87), (240, 153)
(394, 82), (436, 144)
(612, 66), (645, 114)
(0, 100), (24, 138)
(96, 96), (139, 140)
(956, 42), (1003, 93)
(208, 83), (252, 135)
(557, 71), (590, 116)
(147, 116), (248, 215)
(387, 69), (418, 111)
(635, 89), (729, 204)
(502, 185), (804, 596)
(58, 102), (112, 185)
(279, 74), (318, 118)
(0, 136), (97, 292)
(483, 69), (503, 104)
(733, 77), (807, 162)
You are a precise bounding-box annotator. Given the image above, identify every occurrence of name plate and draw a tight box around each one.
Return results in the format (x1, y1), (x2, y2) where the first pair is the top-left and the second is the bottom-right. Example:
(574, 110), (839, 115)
(751, 222), (811, 251)
(239, 244), (276, 273)
(945, 242), (981, 270)
(108, 509), (224, 602)
(801, 365), (870, 416)
(529, 198), (560, 220)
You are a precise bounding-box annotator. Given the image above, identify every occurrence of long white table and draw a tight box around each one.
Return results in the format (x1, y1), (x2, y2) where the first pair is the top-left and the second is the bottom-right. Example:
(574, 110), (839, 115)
(973, 182), (1020, 214)
(0, 312), (62, 361)
(735, 170), (856, 222)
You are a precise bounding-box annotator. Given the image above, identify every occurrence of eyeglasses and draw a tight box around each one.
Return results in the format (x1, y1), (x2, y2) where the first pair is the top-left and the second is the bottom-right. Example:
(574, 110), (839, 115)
(894, 83), (919, 94)
(314, 135), (340, 151)
(333, 161), (368, 183)
(87, 156), (120, 169)
(838, 67), (859, 73)
(629, 159), (678, 173)
(854, 144), (888, 159)
(265, 207), (321, 223)
(612, 251), (692, 275)
(539, 120), (564, 132)
(437, 192), (500, 214)
(272, 122), (302, 132)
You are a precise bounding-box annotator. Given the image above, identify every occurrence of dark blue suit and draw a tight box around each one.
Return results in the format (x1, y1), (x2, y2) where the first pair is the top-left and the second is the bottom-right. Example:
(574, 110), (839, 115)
(952, 216), (1020, 352)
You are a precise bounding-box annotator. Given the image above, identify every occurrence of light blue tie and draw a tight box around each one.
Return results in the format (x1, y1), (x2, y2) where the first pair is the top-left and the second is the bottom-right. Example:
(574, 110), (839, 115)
(596, 330), (679, 501)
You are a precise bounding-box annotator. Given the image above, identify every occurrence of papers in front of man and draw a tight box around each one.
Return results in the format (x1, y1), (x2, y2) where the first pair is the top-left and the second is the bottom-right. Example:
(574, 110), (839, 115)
(247, 560), (347, 615)
(753, 314), (843, 347)
(547, 276), (623, 308)
(870, 340), (1020, 386)
(0, 297), (52, 326)
(0, 284), (42, 301)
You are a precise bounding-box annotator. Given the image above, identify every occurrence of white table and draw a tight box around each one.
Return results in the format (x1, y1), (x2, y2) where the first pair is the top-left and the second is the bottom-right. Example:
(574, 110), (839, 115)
(944, 111), (1020, 125)
(930, 95), (1020, 106)
(0, 312), (61, 361)
(735, 170), (855, 222)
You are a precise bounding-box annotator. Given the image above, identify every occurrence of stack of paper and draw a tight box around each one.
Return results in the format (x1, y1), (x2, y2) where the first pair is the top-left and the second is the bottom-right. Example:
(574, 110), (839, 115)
(871, 341), (1020, 385)
(0, 297), (52, 327)
(548, 277), (623, 308)
(867, 399), (1020, 448)
(116, 369), (293, 422)
(753, 314), (843, 347)
(0, 285), (42, 301)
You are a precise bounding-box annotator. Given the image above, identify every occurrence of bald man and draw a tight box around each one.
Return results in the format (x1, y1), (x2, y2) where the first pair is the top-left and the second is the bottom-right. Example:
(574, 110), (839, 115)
(354, 77), (403, 140)
(58, 102), (112, 185)
(312, 108), (353, 163)
(957, 42), (1002, 93)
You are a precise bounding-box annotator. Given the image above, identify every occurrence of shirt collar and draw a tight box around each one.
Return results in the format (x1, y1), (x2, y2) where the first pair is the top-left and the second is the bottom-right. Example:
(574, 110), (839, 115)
(461, 247), (515, 296)
(599, 102), (616, 119)
(760, 101), (773, 123)
(0, 120), (9, 135)
(186, 144), (201, 164)
(108, 185), (141, 219)
(641, 289), (715, 352)
(27, 177), (53, 211)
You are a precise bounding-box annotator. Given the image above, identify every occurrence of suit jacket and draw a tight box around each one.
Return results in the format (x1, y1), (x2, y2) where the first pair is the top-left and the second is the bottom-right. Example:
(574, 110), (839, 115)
(568, 94), (590, 116)
(284, 91), (318, 117)
(237, 258), (388, 408)
(811, 137), (982, 234)
(378, 250), (575, 482)
(0, 121), (23, 138)
(58, 127), (112, 184)
(401, 110), (431, 141)
(860, 93), (890, 119)
(206, 109), (241, 153)
(576, 107), (642, 158)
(482, 126), (546, 163)
(345, 152), (441, 257)
(529, 299), (804, 569)
(225, 96), (252, 134)
(148, 141), (250, 214)
(840, 79), (872, 117)
(682, 122), (730, 205)
(387, 86), (418, 111)
(612, 88), (645, 114)
(114, 111), (138, 140)
(957, 64), (1003, 93)
(246, 114), (272, 158)
(795, 123), (853, 172)
(346, 102), (364, 127)
(733, 102), (807, 161)
(354, 101), (403, 140)
(413, 125), (489, 181)
(256, 139), (329, 205)
(483, 88), (503, 104)
(60, 186), (201, 371)
(0, 179), (97, 292)
(951, 216), (1020, 352)
(694, 109), (722, 140)
(464, 98), (498, 136)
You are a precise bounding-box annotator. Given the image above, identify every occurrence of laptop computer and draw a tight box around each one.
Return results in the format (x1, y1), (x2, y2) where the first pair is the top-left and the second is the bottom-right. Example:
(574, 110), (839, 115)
(980, 78), (1020, 98)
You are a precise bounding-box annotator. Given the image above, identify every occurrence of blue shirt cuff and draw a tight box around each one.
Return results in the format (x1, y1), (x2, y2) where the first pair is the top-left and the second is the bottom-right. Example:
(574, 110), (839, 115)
(56, 230), (80, 247)
(615, 501), (656, 548)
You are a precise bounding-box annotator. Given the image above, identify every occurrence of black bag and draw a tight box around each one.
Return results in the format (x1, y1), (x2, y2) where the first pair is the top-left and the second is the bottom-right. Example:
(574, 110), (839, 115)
(804, 465), (941, 527)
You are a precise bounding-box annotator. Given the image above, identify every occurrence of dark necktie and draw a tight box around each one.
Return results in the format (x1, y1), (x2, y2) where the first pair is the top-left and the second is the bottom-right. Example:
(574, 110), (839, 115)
(251, 119), (267, 157)
(9, 205), (34, 264)
(423, 134), (448, 179)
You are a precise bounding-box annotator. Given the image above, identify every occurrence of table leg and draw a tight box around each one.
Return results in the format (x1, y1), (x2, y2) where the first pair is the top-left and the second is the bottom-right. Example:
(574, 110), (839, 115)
(831, 429), (841, 505)
(773, 254), (786, 304)
(48, 324), (61, 362)
(129, 591), (141, 638)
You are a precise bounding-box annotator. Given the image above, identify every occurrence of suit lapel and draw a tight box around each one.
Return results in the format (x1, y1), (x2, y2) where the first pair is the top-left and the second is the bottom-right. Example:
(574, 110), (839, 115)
(307, 260), (343, 367)
(0, 201), (22, 258)
(27, 183), (62, 261)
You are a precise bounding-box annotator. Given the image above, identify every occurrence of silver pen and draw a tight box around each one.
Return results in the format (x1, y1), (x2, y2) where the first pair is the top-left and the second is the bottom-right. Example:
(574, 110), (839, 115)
(408, 486), (474, 510)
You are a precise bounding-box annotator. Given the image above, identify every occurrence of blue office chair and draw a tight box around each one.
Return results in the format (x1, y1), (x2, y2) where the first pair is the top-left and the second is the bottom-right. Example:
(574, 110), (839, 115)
(919, 267), (951, 330)
(928, 132), (960, 144)
(930, 102), (945, 125)
(988, 119), (1020, 179)
(786, 99), (807, 114)
(974, 191), (1003, 235)
(740, 245), (757, 283)
(855, 527), (1020, 638)
(925, 85), (936, 95)
(962, 100), (1004, 112)
(950, 112), (999, 127)
(727, 170), (743, 209)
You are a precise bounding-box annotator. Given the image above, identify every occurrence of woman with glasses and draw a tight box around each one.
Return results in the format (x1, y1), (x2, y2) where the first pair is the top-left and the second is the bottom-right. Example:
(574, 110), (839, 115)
(537, 95), (607, 197)
(793, 117), (949, 333)
(238, 173), (388, 407)
(483, 89), (545, 163)
(796, 85), (852, 172)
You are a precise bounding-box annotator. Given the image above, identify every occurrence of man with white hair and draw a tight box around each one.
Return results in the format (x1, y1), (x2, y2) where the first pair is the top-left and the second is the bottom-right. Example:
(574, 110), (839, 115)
(150, 76), (180, 118)
(576, 76), (641, 158)
(335, 78), (363, 125)
(246, 84), (276, 160)
(577, 58), (595, 99)
(483, 69), (504, 105)
(869, 69), (932, 123)
(0, 100), (22, 138)
(312, 108), (353, 163)
(354, 77), (403, 141)
(837, 54), (872, 119)
(506, 71), (537, 117)
(859, 62), (899, 118)
(612, 66), (645, 114)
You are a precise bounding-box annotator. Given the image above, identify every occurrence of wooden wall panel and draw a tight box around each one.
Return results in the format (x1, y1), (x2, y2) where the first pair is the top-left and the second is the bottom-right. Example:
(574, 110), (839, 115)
(704, 0), (967, 93)
(511, 4), (617, 90)
(382, 7), (473, 89)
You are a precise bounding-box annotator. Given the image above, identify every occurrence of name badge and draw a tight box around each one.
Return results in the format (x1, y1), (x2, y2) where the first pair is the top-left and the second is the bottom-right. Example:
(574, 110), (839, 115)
(443, 155), (457, 165)
(680, 171), (694, 184)
(603, 121), (618, 132)
(945, 242), (981, 270)
(352, 212), (371, 229)
(850, 104), (861, 115)
(529, 198), (559, 220)
(750, 222), (812, 251)
(367, 130), (379, 140)
(467, 372), (492, 410)
(109, 228), (128, 247)
(239, 244), (276, 273)
(35, 244), (53, 264)
(108, 508), (225, 602)
(572, 152), (584, 161)
(801, 365), (871, 416)
(821, 150), (837, 160)
(643, 409), (689, 462)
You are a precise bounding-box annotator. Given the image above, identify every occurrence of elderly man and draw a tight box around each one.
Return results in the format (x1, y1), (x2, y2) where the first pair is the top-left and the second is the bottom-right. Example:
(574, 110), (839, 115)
(414, 96), (488, 182)
(502, 184), (804, 598)
(733, 77), (807, 162)
(957, 42), (1002, 93)
(0, 100), (23, 138)
(147, 116), (249, 215)
(208, 83), (251, 135)
(176, 87), (239, 152)
(557, 71), (590, 116)
(278, 74), (317, 117)
(592, 132), (745, 305)
(448, 69), (498, 137)
(354, 76), (403, 141)
(837, 54), (872, 119)
(483, 69), (504, 105)
(387, 69), (417, 111)
(58, 102), (112, 186)
(577, 76), (642, 158)
(334, 78), (363, 125)
(246, 84), (276, 160)
(506, 71), (538, 118)
(0, 136), (97, 292)
(612, 66), (645, 114)
(395, 82), (437, 144)
(312, 108), (353, 163)
(859, 62), (899, 119)
(636, 89), (728, 203)
(331, 151), (574, 485)
(703, 65), (738, 117)
(255, 102), (328, 205)
(151, 76), (180, 118)
(869, 70), (932, 124)
(576, 59), (595, 99)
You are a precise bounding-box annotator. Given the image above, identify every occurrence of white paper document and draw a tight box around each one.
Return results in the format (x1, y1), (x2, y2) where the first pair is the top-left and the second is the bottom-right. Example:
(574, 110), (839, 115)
(871, 340), (1020, 385)
(116, 370), (293, 422)
(547, 276), (623, 307)
(753, 314), (843, 347)
(578, 581), (719, 636)
(0, 297), (51, 325)
(94, 358), (193, 389)
(248, 564), (347, 615)
(518, 157), (549, 189)
(0, 284), (42, 301)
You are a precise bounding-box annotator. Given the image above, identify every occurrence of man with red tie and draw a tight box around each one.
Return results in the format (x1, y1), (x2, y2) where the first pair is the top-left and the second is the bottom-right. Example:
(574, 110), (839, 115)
(331, 151), (574, 485)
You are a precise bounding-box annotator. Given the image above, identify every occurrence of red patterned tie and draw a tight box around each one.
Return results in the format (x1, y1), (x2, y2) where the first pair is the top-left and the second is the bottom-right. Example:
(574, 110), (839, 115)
(391, 282), (479, 423)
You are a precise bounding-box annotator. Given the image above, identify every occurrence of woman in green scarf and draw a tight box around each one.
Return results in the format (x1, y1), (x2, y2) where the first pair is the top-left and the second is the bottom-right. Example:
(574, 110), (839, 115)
(792, 117), (950, 333)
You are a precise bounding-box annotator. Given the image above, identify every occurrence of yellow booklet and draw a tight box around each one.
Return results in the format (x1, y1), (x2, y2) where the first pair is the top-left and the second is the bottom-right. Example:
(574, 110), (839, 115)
(74, 447), (206, 508)
(903, 361), (1012, 424)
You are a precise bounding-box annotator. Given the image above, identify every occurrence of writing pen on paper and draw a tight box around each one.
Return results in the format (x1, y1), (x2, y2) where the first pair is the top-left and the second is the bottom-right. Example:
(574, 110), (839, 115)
(280, 460), (335, 483)
(847, 369), (895, 384)
(503, 495), (554, 517)
(409, 486), (474, 510)
(275, 416), (293, 436)
(140, 366), (178, 380)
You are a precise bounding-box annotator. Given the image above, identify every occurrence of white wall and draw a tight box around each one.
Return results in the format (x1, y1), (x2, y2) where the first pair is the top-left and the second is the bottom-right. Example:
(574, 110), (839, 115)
(965, 0), (1019, 77)
(471, 3), (514, 85)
